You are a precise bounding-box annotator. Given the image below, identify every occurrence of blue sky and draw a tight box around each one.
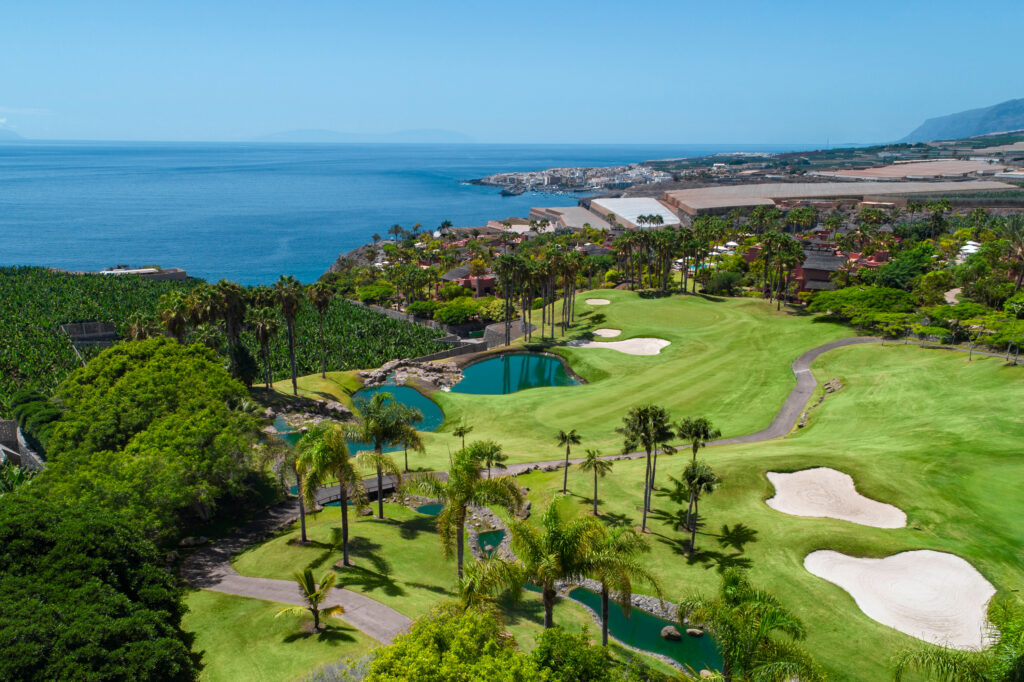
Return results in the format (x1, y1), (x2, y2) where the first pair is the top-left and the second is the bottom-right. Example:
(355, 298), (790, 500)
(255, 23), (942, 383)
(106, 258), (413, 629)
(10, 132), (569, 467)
(3, 0), (1021, 144)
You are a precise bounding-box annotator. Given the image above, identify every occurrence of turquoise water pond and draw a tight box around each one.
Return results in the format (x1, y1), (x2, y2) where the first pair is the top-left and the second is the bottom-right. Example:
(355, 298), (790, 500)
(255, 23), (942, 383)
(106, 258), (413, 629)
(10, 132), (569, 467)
(451, 353), (579, 395)
(416, 503), (443, 516)
(273, 383), (443, 454)
(567, 588), (722, 671)
(477, 530), (505, 557)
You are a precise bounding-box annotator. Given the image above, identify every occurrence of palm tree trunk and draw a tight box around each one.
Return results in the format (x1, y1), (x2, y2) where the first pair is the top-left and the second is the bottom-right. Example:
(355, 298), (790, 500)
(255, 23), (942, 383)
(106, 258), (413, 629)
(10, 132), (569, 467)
(376, 456), (385, 519)
(543, 586), (556, 628)
(562, 445), (570, 494)
(456, 512), (465, 580)
(319, 315), (327, 379)
(313, 607), (320, 631)
(601, 584), (610, 646)
(593, 470), (599, 516)
(690, 495), (700, 554)
(641, 448), (652, 532)
(647, 451), (659, 511)
(297, 476), (308, 543)
(404, 445), (409, 473)
(340, 483), (351, 566)
(685, 490), (696, 533)
(287, 320), (298, 396)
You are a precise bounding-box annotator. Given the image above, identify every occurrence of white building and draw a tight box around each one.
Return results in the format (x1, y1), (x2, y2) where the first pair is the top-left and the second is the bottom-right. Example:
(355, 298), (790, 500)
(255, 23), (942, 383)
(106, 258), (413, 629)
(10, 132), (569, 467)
(588, 197), (681, 230)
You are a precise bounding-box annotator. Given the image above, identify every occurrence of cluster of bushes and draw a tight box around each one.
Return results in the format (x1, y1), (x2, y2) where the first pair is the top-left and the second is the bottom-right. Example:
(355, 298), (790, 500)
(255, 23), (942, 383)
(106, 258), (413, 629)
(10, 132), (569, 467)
(407, 295), (514, 327)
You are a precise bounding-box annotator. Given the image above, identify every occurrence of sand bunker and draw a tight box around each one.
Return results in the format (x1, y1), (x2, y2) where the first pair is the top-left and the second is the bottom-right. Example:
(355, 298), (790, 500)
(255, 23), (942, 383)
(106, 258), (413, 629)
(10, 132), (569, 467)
(592, 328), (621, 338)
(566, 337), (670, 356)
(805, 550), (995, 650)
(585, 298), (611, 305)
(766, 468), (906, 528)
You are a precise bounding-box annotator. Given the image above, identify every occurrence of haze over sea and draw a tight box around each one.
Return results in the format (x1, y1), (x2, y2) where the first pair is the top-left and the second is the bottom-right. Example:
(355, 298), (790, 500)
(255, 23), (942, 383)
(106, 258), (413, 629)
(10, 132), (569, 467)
(1, 142), (805, 285)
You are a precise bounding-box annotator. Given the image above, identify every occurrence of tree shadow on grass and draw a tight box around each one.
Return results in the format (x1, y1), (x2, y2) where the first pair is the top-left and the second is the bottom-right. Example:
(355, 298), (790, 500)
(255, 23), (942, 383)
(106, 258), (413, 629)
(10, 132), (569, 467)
(398, 513), (438, 541)
(716, 523), (759, 553)
(500, 592), (546, 628)
(599, 511), (633, 528)
(282, 623), (358, 645)
(405, 581), (453, 596)
(334, 565), (406, 598)
(657, 522), (757, 573)
(304, 528), (344, 571)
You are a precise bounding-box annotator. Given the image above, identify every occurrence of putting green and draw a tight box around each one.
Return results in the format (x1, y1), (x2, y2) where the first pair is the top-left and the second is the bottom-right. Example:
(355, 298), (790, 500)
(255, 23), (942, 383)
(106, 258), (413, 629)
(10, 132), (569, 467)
(516, 343), (1024, 680)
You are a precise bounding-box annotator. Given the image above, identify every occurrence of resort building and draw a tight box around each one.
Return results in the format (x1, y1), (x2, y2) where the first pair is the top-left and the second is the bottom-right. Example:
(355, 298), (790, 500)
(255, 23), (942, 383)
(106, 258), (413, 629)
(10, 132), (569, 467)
(587, 197), (681, 230)
(440, 265), (496, 297)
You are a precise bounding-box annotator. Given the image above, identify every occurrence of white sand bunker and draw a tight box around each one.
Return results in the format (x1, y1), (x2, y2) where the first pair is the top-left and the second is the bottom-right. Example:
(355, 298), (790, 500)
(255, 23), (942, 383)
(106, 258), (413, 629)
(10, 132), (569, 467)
(766, 468), (906, 528)
(805, 550), (995, 650)
(585, 298), (611, 305)
(592, 328), (621, 338)
(567, 337), (670, 356)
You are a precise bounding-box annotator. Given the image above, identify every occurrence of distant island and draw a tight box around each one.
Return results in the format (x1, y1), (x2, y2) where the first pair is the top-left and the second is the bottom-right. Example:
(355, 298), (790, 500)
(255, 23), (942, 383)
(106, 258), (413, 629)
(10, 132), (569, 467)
(254, 128), (475, 144)
(901, 97), (1024, 143)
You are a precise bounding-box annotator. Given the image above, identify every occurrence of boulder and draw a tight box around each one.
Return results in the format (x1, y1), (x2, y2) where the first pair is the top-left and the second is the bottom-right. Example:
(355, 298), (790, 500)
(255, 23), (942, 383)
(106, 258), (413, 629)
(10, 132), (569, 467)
(660, 625), (682, 641)
(699, 670), (714, 679)
(686, 627), (704, 637)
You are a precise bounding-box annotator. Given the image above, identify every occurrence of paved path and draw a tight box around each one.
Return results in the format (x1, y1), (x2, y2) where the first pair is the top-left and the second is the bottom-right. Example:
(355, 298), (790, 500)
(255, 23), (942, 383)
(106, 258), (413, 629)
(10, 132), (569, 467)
(944, 287), (962, 304)
(181, 501), (412, 644)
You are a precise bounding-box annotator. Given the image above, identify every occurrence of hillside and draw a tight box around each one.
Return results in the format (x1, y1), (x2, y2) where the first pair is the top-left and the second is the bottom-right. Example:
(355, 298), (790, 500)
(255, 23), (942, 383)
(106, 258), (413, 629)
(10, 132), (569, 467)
(901, 98), (1024, 143)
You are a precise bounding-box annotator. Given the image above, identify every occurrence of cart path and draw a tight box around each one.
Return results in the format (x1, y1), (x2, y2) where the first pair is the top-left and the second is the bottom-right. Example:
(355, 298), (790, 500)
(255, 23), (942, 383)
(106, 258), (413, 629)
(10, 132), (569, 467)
(181, 501), (412, 644)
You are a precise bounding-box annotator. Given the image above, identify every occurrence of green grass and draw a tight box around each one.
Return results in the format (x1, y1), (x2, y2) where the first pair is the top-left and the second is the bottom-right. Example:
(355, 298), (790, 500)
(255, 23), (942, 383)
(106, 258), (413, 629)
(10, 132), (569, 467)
(230, 502), (678, 676)
(515, 343), (1024, 681)
(270, 370), (364, 411)
(182, 590), (377, 682)
(415, 290), (851, 467)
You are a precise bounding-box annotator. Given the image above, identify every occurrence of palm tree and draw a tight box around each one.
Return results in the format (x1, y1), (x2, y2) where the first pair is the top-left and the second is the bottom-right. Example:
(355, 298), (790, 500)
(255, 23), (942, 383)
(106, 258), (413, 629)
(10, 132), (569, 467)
(215, 280), (248, 378)
(617, 405), (675, 532)
(452, 421), (473, 450)
(465, 439), (507, 479)
(344, 391), (416, 519)
(589, 525), (661, 646)
(406, 448), (522, 580)
(679, 569), (825, 681)
(297, 423), (366, 566)
(892, 597), (1024, 681)
(275, 569), (344, 632)
(509, 497), (602, 628)
(273, 439), (308, 543)
(456, 556), (524, 613)
(676, 416), (721, 532)
(681, 460), (720, 554)
(274, 275), (304, 396)
(396, 403), (425, 473)
(247, 306), (279, 390)
(997, 214), (1024, 292)
(556, 428), (582, 494)
(579, 449), (612, 516)
(158, 289), (191, 343)
(306, 282), (335, 378)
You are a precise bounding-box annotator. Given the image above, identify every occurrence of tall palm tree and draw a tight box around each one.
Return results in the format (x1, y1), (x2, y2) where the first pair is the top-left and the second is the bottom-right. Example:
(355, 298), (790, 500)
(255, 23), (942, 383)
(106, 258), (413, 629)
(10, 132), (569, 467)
(677, 416), (721, 532)
(246, 306), (279, 390)
(406, 448), (522, 580)
(556, 428), (582, 494)
(396, 403), (425, 473)
(892, 597), (1024, 681)
(275, 569), (344, 632)
(273, 438), (308, 543)
(681, 460), (720, 554)
(158, 289), (191, 343)
(589, 525), (661, 646)
(215, 280), (248, 378)
(306, 282), (335, 378)
(509, 497), (602, 629)
(679, 569), (825, 681)
(297, 423), (366, 566)
(274, 275), (304, 396)
(345, 391), (418, 519)
(579, 449), (612, 516)
(617, 405), (675, 532)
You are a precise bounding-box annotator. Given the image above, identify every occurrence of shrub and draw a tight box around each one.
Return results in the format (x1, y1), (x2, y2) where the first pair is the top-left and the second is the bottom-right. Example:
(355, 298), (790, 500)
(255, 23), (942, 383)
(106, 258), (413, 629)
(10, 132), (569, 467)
(604, 269), (621, 284)
(439, 282), (467, 301)
(808, 286), (916, 321)
(356, 281), (396, 305)
(704, 271), (743, 296)
(530, 626), (613, 682)
(477, 298), (512, 323)
(434, 297), (480, 325)
(406, 300), (439, 318)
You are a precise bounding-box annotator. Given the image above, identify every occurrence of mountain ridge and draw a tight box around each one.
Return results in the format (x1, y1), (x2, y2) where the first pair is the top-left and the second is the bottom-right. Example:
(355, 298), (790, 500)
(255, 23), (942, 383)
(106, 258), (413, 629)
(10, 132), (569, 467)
(901, 98), (1024, 143)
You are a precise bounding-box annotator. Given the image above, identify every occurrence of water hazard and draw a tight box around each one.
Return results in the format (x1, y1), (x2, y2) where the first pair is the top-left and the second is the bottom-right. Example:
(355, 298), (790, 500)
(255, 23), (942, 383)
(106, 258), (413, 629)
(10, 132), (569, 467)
(450, 353), (579, 395)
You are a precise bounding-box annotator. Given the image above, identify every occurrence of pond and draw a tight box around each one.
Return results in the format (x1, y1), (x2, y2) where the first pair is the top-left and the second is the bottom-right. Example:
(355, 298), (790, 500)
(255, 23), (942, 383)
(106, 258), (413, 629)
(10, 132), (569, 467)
(416, 503), (444, 516)
(451, 353), (579, 395)
(477, 530), (505, 557)
(273, 383), (444, 455)
(566, 588), (722, 672)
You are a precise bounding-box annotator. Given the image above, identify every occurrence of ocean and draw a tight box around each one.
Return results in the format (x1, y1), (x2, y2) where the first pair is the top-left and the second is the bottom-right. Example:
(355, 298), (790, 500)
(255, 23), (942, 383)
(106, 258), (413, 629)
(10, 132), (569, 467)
(0, 142), (803, 284)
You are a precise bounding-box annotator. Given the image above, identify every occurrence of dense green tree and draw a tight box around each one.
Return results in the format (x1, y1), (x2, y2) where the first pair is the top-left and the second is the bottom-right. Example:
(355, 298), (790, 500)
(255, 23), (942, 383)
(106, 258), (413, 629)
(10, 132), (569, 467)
(306, 282), (335, 378)
(0, 495), (200, 681)
(274, 275), (305, 395)
(246, 306), (280, 389)
(465, 439), (507, 478)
